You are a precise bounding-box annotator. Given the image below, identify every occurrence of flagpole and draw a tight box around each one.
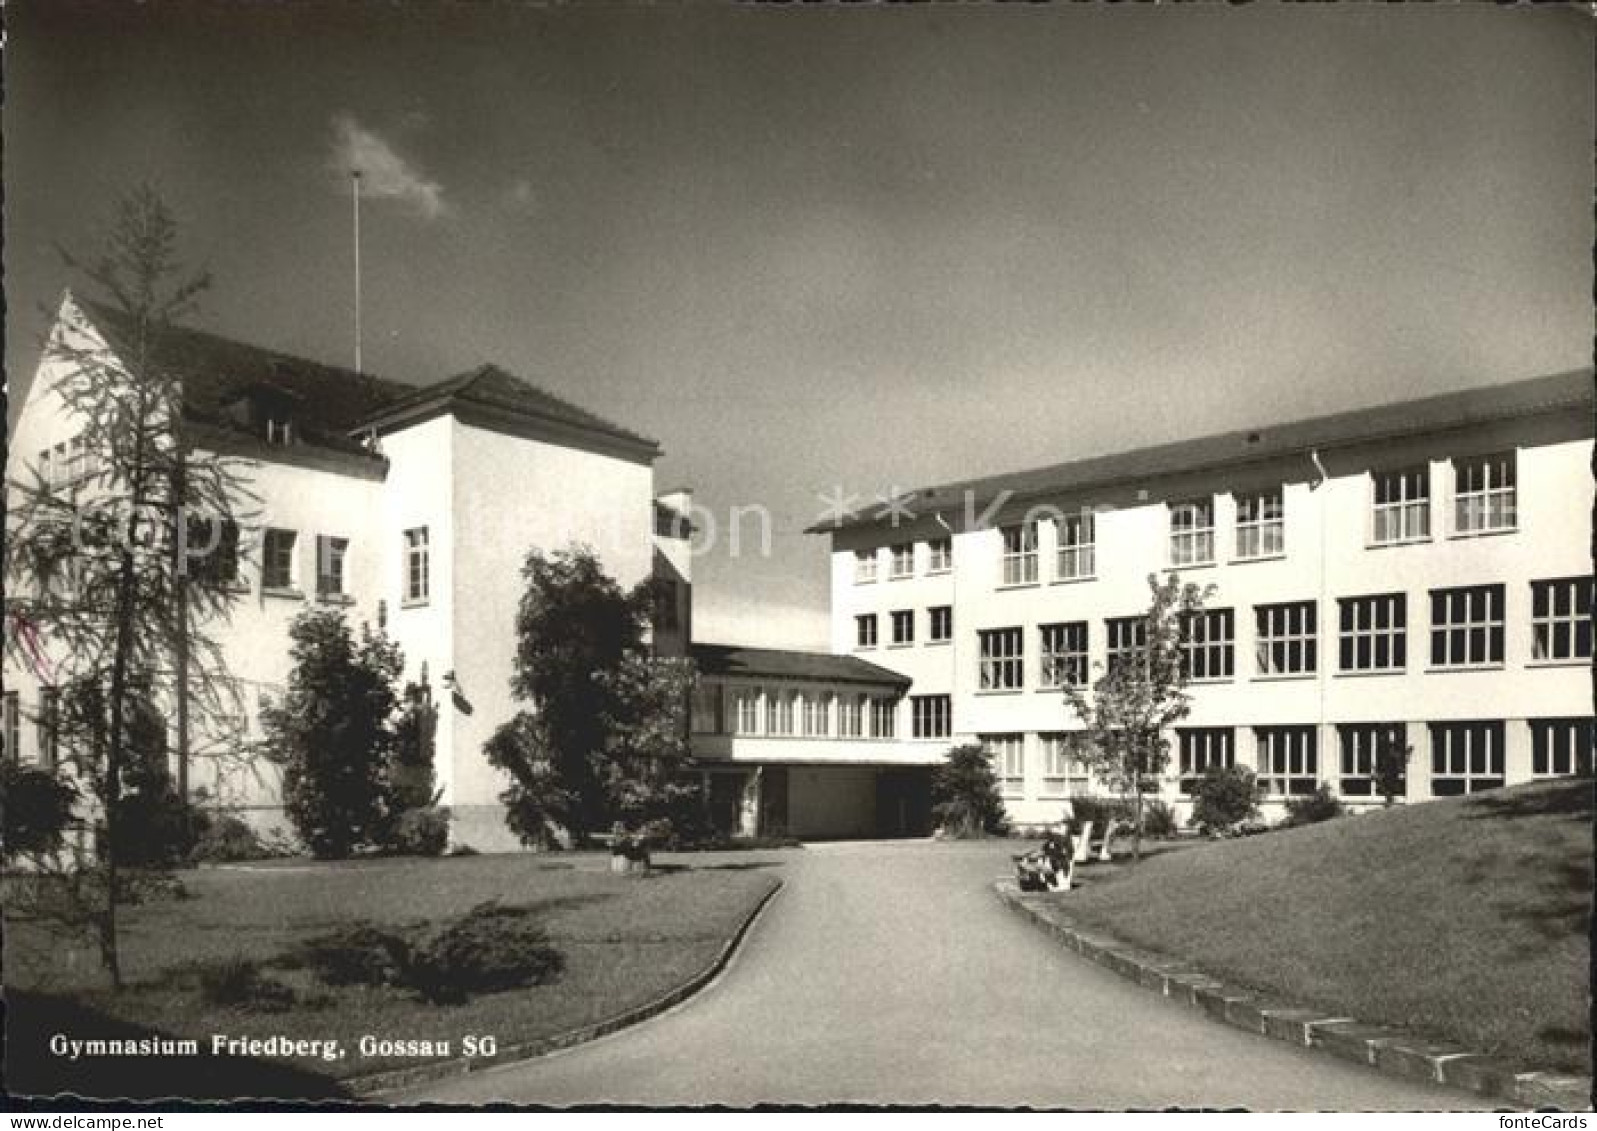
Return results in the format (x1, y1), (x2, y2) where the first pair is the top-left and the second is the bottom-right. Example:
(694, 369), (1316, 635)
(353, 169), (363, 374)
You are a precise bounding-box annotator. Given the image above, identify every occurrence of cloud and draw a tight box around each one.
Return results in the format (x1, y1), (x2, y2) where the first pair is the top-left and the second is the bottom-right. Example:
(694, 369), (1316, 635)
(330, 113), (448, 220)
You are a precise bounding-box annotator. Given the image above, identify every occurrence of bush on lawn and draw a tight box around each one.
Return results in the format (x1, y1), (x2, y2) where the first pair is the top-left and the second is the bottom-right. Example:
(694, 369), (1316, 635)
(1189, 766), (1263, 836)
(1, 761), (79, 864)
(1284, 785), (1344, 827)
(931, 743), (1010, 838)
(1141, 799), (1179, 839)
(402, 901), (565, 1005)
(198, 957), (298, 1012)
(293, 922), (409, 987)
(190, 812), (274, 864)
(386, 806), (450, 857)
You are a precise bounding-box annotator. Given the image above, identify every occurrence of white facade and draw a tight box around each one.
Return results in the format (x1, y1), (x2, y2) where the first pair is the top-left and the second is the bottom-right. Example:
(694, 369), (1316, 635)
(4, 295), (686, 852)
(823, 373), (1594, 827)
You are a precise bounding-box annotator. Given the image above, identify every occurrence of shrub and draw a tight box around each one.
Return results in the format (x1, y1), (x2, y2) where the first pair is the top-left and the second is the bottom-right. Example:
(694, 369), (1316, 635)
(190, 813), (269, 864)
(198, 957), (297, 1012)
(1141, 799), (1179, 839)
(1189, 766), (1263, 836)
(1, 762), (79, 864)
(294, 923), (409, 987)
(401, 901), (564, 1005)
(387, 806), (450, 857)
(1284, 785), (1344, 827)
(931, 744), (1010, 838)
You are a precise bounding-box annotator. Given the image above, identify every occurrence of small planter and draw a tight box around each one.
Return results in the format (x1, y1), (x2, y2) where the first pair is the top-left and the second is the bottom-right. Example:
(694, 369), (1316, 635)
(608, 827), (651, 875)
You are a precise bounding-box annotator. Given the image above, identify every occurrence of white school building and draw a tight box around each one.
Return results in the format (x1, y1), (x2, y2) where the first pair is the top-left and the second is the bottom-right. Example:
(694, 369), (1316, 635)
(4, 293), (694, 852)
(816, 369), (1594, 828)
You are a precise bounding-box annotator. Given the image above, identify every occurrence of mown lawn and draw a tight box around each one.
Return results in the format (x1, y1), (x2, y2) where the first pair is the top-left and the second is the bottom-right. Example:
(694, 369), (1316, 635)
(5, 851), (785, 1098)
(1059, 779), (1591, 1073)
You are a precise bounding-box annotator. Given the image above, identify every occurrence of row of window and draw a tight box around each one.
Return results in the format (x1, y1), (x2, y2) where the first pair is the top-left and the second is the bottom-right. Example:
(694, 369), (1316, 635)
(976, 718), (1592, 801)
(178, 522), (433, 605)
(962, 578), (1591, 691)
(852, 453), (1523, 588)
(35, 435), (100, 492)
(691, 683), (899, 739)
(855, 606), (953, 648)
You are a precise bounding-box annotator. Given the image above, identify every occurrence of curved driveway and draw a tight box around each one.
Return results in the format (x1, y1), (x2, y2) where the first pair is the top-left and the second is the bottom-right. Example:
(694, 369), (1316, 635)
(401, 840), (1474, 1109)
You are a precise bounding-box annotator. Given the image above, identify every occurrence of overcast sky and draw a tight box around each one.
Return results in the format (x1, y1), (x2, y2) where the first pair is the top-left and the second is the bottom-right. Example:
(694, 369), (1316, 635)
(6, 3), (1592, 648)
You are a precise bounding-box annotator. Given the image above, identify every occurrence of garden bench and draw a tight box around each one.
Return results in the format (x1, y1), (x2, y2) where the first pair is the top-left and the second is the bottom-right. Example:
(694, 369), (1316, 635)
(1070, 820), (1095, 864)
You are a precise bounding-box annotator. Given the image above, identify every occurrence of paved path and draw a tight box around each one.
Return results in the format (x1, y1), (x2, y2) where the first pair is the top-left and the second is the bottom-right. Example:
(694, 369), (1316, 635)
(400, 840), (1476, 1109)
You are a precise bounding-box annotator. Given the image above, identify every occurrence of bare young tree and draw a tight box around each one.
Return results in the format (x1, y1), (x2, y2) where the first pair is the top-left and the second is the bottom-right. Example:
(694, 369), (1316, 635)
(4, 187), (258, 987)
(1061, 573), (1211, 864)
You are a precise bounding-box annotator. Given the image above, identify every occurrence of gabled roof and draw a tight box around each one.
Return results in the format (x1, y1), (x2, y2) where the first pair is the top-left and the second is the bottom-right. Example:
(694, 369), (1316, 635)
(811, 368), (1595, 535)
(70, 297), (661, 464)
(360, 363), (661, 458)
(691, 642), (911, 688)
(77, 297), (409, 462)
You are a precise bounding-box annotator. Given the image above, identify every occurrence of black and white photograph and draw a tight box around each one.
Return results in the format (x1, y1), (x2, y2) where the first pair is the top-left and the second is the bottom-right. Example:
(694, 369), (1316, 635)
(2, 0), (1592, 1113)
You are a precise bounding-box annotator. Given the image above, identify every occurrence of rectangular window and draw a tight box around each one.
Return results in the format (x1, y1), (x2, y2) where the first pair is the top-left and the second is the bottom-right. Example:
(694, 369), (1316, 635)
(1056, 511), (1096, 580)
(854, 549), (878, 584)
(911, 694), (951, 739)
(978, 627), (1024, 691)
(1001, 523), (1039, 586)
(266, 417), (293, 446)
(928, 606), (953, 643)
(1372, 467), (1431, 544)
(891, 609), (915, 646)
(262, 528), (297, 590)
(1531, 577), (1593, 662)
(1255, 601), (1317, 676)
(1181, 609), (1235, 681)
(403, 527), (430, 604)
(927, 537), (952, 573)
(1338, 593), (1407, 673)
(1530, 719), (1594, 778)
(1430, 721), (1505, 796)
(802, 692), (832, 738)
(1039, 622), (1089, 689)
(3, 691), (19, 762)
(837, 693), (864, 738)
(1178, 728), (1235, 794)
(316, 536), (349, 598)
(982, 733), (1025, 798)
(767, 690), (797, 736)
(38, 688), (59, 770)
(733, 688), (761, 736)
(186, 517), (241, 586)
(1255, 726), (1317, 796)
(1169, 499), (1215, 567)
(1338, 722), (1407, 797)
(890, 543), (914, 579)
(1454, 452), (1516, 534)
(1235, 488), (1284, 560)
(1039, 733), (1092, 797)
(871, 696), (896, 738)
(37, 448), (52, 493)
(1105, 615), (1148, 673)
(691, 683), (723, 735)
(855, 613), (878, 649)
(1429, 585), (1505, 669)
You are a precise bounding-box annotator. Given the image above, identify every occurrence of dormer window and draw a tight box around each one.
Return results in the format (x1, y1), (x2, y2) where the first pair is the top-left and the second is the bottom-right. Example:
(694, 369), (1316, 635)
(266, 416), (293, 446)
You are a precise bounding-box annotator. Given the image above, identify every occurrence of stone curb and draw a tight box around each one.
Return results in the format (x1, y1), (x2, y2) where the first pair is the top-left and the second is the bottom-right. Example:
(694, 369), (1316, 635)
(994, 880), (1592, 1112)
(347, 877), (785, 1099)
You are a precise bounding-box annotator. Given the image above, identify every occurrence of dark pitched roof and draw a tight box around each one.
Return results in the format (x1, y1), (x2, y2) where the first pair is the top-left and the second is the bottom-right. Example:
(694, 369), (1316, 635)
(691, 643), (911, 688)
(77, 297), (411, 461)
(74, 297), (661, 463)
(811, 369), (1595, 534)
(360, 363), (660, 457)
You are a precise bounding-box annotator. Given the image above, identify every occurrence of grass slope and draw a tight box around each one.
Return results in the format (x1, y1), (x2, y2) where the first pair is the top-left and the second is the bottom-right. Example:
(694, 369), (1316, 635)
(5, 852), (783, 1097)
(1064, 779), (1591, 1073)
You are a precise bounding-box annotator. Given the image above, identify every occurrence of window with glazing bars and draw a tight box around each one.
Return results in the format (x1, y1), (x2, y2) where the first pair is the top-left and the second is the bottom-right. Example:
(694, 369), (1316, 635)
(1453, 452), (1515, 534)
(1372, 467), (1430, 544)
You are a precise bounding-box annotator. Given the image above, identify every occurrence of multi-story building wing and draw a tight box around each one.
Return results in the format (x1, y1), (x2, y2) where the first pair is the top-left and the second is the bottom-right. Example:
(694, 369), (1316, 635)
(817, 370), (1594, 827)
(5, 293), (690, 851)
